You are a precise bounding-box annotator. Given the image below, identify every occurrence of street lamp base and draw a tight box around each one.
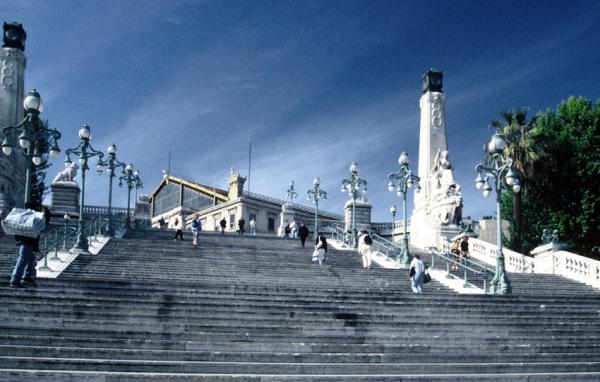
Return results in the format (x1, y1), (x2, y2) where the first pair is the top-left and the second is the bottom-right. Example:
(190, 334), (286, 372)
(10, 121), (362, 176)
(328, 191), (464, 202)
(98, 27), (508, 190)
(70, 221), (90, 254)
(488, 274), (512, 294)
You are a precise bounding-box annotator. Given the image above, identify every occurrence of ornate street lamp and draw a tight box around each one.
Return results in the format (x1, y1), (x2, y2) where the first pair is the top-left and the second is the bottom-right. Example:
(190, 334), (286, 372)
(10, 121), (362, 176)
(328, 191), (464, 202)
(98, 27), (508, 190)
(286, 180), (298, 203)
(119, 163), (141, 229)
(475, 130), (521, 294)
(341, 162), (367, 248)
(390, 205), (397, 243)
(65, 124), (104, 254)
(96, 144), (126, 236)
(307, 177), (327, 240)
(388, 151), (421, 263)
(1, 89), (61, 204)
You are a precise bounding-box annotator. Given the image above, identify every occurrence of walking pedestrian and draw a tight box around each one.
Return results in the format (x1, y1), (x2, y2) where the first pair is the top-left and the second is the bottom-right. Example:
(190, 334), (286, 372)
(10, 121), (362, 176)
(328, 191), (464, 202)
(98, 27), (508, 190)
(173, 218), (184, 241)
(238, 218), (245, 235)
(159, 217), (166, 229)
(358, 231), (373, 269)
(249, 218), (256, 236)
(409, 254), (425, 293)
(314, 235), (328, 265)
(219, 217), (226, 234)
(191, 217), (201, 246)
(298, 224), (309, 248)
(290, 220), (298, 239)
(284, 224), (291, 238)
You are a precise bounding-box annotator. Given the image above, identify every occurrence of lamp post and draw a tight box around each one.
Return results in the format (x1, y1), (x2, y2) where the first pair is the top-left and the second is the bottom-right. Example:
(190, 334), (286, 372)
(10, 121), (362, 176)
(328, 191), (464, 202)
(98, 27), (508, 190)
(65, 124), (104, 254)
(475, 130), (521, 295)
(387, 151), (421, 264)
(307, 177), (327, 240)
(1, 89), (61, 204)
(96, 144), (126, 236)
(119, 163), (141, 229)
(390, 205), (397, 243)
(341, 162), (367, 249)
(63, 213), (70, 250)
(286, 180), (298, 203)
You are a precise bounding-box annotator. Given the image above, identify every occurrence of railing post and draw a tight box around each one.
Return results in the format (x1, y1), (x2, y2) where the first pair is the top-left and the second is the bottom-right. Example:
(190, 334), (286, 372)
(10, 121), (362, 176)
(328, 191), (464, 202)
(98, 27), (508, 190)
(38, 237), (51, 271)
(52, 229), (62, 262)
(446, 261), (450, 276)
(463, 269), (468, 288)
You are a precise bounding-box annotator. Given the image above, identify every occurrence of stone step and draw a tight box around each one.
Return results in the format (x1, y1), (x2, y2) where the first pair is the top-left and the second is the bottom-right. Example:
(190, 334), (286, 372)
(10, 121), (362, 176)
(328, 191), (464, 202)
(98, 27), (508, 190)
(3, 369), (600, 382)
(2, 356), (600, 374)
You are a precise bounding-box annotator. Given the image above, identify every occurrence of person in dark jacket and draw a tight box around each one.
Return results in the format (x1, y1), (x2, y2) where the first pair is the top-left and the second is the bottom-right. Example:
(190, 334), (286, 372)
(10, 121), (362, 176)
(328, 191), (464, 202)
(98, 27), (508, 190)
(238, 218), (245, 235)
(10, 202), (45, 288)
(219, 217), (227, 234)
(298, 224), (309, 248)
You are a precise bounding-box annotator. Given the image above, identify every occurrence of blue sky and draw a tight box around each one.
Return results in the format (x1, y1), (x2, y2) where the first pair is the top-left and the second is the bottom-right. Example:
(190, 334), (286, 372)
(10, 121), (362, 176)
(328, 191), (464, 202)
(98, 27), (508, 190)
(3, 0), (600, 221)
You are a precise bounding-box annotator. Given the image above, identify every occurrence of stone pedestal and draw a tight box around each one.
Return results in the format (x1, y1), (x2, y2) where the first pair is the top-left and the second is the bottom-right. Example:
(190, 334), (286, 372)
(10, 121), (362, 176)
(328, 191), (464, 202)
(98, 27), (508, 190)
(530, 242), (568, 274)
(278, 203), (295, 237)
(344, 199), (372, 233)
(0, 47), (27, 209)
(410, 215), (461, 249)
(50, 182), (80, 218)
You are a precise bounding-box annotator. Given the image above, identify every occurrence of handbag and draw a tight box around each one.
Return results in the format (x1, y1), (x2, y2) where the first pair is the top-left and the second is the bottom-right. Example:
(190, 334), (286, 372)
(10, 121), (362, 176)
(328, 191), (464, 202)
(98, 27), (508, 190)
(311, 250), (319, 262)
(423, 270), (432, 284)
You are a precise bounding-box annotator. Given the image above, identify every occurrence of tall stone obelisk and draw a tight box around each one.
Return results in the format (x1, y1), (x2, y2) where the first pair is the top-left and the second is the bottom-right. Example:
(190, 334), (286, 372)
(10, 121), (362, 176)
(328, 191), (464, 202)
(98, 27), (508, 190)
(410, 69), (463, 249)
(0, 22), (27, 213)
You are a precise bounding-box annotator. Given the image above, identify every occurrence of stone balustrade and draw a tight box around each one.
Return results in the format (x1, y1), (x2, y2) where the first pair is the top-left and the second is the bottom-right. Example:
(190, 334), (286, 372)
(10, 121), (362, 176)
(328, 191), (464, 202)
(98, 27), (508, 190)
(469, 238), (534, 273)
(471, 238), (600, 290)
(551, 250), (600, 289)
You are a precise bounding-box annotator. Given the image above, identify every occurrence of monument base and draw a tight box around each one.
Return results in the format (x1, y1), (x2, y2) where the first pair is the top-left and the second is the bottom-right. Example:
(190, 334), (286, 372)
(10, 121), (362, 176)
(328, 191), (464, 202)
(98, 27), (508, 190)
(50, 182), (80, 218)
(344, 200), (372, 233)
(410, 215), (461, 250)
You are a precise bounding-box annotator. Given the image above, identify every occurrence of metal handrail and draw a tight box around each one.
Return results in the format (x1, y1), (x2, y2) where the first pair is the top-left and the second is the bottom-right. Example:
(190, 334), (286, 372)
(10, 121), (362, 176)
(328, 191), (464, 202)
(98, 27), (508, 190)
(37, 216), (111, 269)
(426, 246), (494, 292)
(328, 225), (350, 247)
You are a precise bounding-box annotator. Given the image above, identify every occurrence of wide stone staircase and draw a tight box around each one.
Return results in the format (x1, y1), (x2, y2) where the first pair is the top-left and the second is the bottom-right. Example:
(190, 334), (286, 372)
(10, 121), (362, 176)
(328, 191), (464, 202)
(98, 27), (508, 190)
(1, 229), (600, 381)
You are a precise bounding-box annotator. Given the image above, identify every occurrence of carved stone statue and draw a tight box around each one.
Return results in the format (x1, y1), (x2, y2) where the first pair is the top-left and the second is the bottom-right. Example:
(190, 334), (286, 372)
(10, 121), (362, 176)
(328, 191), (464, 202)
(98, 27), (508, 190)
(52, 163), (79, 184)
(425, 149), (463, 226)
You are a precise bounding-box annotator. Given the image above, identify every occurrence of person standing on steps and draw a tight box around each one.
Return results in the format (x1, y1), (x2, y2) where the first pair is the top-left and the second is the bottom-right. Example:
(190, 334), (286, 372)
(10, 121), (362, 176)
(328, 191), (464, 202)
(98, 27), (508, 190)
(284, 224), (291, 238)
(314, 235), (328, 265)
(290, 219), (298, 239)
(238, 218), (245, 235)
(298, 224), (309, 248)
(409, 254), (425, 293)
(459, 236), (469, 266)
(159, 217), (166, 229)
(173, 218), (184, 241)
(191, 217), (201, 246)
(358, 231), (373, 269)
(219, 217), (227, 234)
(249, 218), (256, 236)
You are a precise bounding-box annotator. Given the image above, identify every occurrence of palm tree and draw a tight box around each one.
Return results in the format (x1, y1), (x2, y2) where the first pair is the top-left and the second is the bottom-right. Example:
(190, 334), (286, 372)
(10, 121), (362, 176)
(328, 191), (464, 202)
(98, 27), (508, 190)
(495, 108), (538, 253)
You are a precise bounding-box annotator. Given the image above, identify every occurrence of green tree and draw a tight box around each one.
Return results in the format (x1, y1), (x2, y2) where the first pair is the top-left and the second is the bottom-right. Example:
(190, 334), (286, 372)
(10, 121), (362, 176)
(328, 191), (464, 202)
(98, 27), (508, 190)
(491, 108), (538, 253)
(503, 97), (600, 256)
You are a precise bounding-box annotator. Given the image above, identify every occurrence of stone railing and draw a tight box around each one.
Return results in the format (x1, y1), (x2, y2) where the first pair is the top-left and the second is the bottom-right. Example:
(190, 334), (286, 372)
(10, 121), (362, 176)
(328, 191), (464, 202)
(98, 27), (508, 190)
(83, 205), (132, 216)
(550, 250), (600, 289)
(469, 238), (534, 273)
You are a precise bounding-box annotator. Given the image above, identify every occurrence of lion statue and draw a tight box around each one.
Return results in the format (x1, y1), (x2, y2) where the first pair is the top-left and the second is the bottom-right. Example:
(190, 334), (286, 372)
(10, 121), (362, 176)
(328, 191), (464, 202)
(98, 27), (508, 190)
(52, 162), (79, 184)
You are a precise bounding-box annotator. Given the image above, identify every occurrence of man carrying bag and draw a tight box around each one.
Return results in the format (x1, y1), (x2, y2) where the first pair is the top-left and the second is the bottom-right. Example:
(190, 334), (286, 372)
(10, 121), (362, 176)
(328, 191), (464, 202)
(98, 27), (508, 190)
(2, 202), (48, 288)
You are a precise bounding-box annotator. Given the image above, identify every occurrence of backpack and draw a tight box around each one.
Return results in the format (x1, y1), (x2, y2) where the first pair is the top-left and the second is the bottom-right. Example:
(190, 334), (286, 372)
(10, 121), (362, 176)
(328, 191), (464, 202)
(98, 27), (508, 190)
(363, 235), (372, 245)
